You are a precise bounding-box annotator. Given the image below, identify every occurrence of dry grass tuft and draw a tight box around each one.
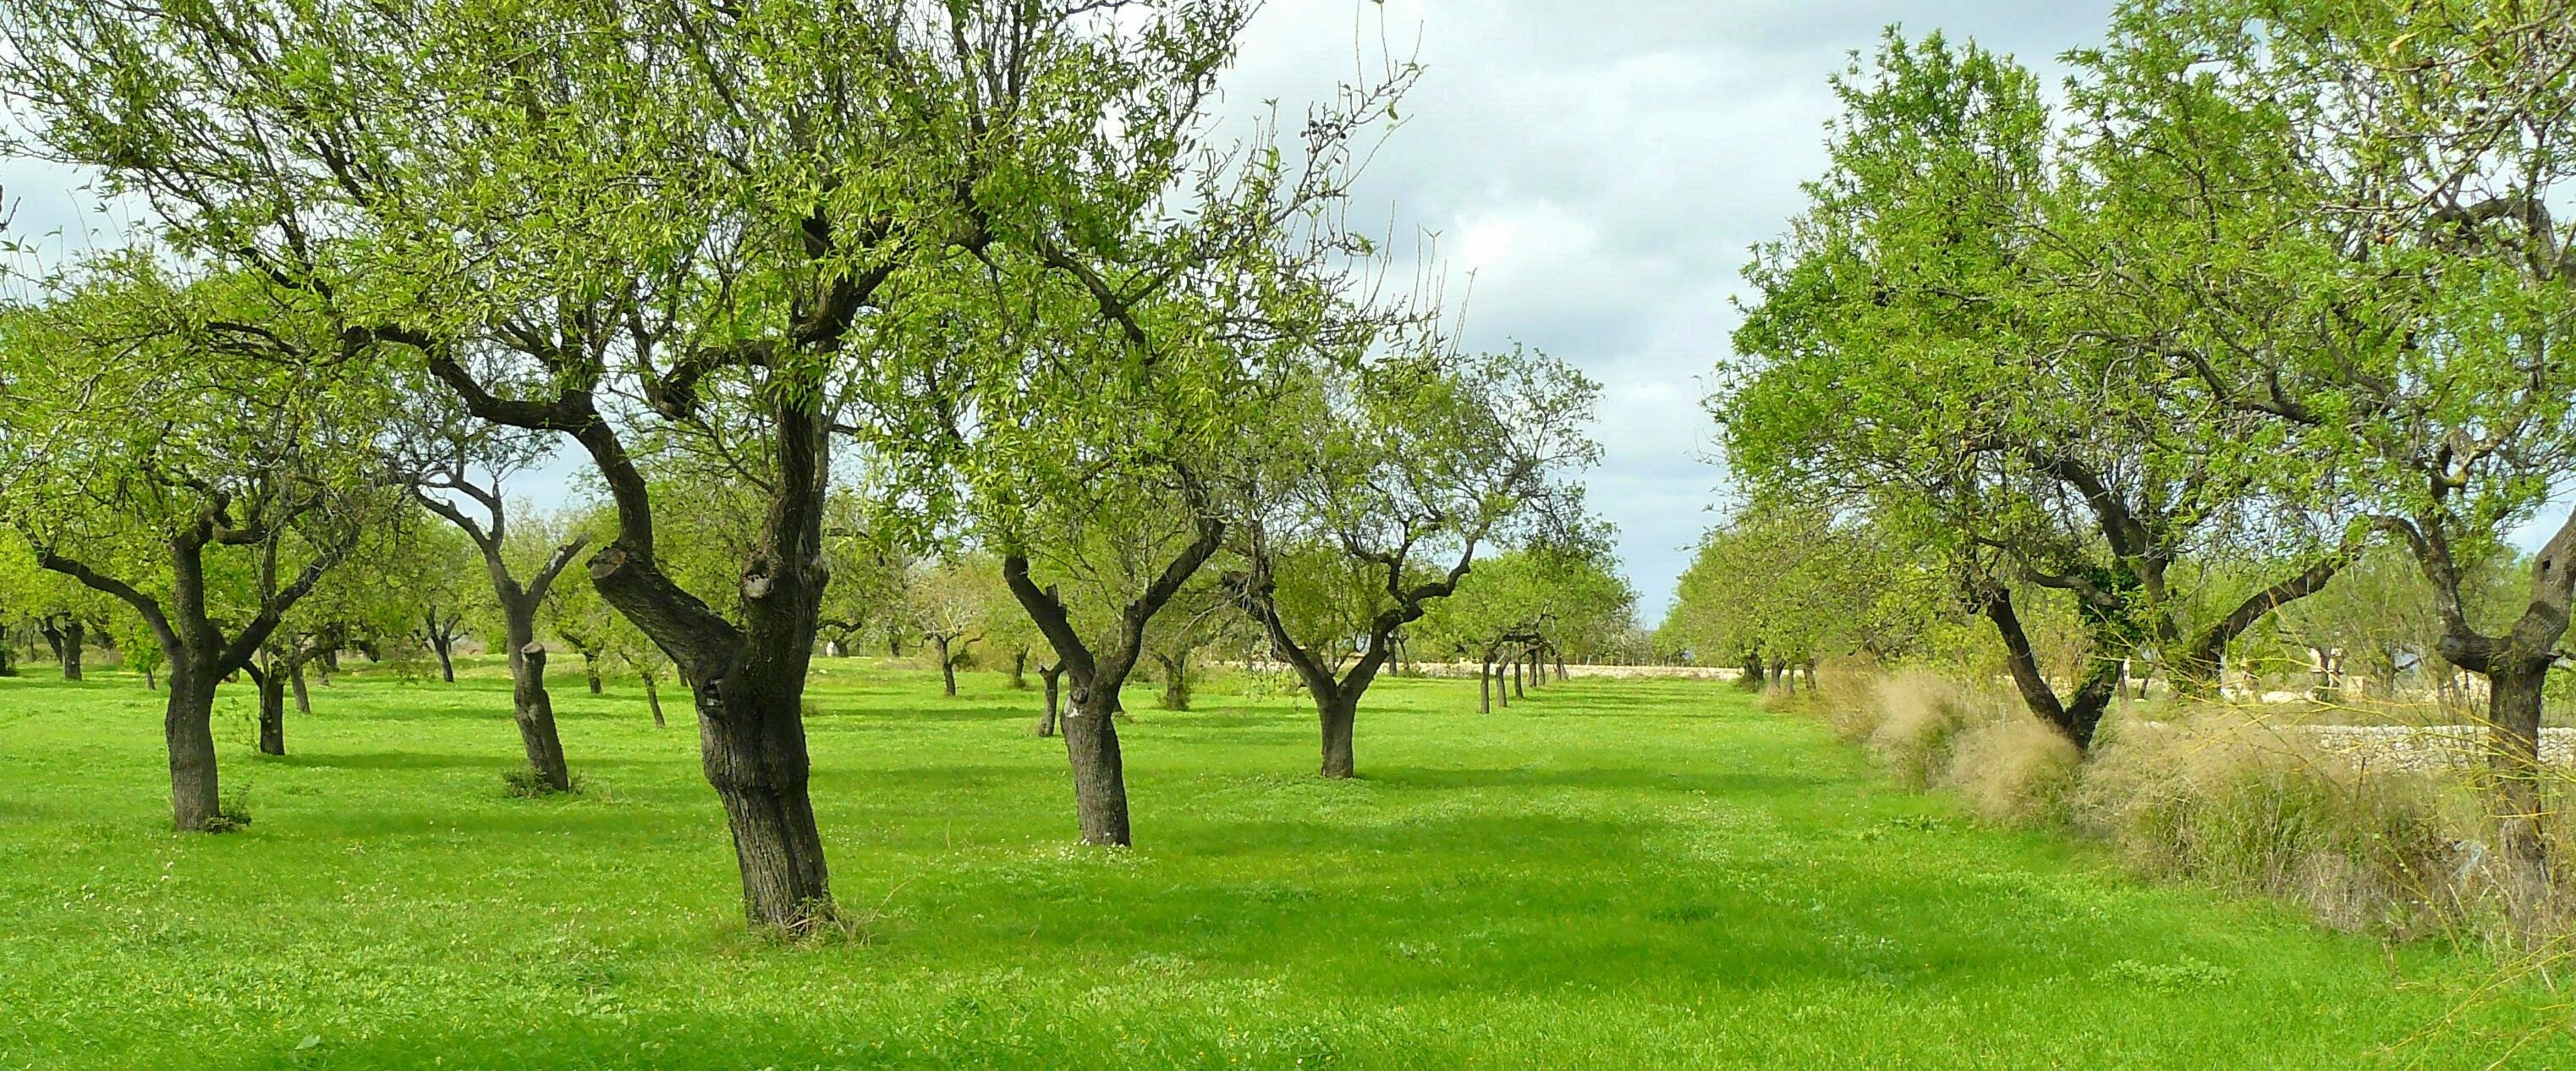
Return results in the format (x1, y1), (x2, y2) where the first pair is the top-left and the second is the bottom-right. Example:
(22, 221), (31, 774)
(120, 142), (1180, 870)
(1800, 667), (2576, 948)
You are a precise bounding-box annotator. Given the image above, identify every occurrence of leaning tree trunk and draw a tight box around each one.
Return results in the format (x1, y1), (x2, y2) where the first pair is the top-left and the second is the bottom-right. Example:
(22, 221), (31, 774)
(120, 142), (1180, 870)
(510, 639), (574, 794)
(289, 659), (311, 715)
(163, 664), (223, 830)
(250, 662), (288, 757)
(430, 627), (456, 683)
(1060, 674), (1132, 845)
(1036, 664), (1063, 737)
(1981, 585), (2117, 750)
(644, 674), (667, 728)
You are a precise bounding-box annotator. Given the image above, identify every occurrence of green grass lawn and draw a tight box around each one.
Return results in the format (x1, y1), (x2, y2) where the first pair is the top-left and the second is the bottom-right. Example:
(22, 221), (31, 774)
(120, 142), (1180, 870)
(0, 661), (2565, 1069)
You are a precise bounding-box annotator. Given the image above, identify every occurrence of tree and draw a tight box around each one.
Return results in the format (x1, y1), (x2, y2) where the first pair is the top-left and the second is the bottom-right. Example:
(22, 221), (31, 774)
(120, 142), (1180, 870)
(1660, 501), (1947, 682)
(0, 256), (392, 830)
(905, 555), (996, 698)
(2070, 0), (2576, 865)
(1230, 345), (1599, 777)
(1719, 30), (2354, 750)
(400, 409), (591, 792)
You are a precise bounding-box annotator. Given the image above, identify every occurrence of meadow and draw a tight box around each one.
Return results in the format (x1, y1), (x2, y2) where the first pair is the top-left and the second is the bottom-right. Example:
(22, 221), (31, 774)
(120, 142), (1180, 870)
(0, 663), (2565, 1069)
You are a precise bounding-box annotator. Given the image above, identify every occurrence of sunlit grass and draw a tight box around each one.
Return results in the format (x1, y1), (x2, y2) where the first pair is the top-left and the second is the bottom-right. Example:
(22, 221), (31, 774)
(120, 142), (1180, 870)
(0, 661), (2563, 1068)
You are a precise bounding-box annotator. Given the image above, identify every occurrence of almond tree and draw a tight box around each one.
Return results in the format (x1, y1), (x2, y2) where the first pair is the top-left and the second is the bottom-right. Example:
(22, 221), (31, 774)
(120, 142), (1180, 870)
(1229, 346), (1599, 777)
(0, 0), (1392, 923)
(0, 257), (393, 830)
(399, 408), (591, 792)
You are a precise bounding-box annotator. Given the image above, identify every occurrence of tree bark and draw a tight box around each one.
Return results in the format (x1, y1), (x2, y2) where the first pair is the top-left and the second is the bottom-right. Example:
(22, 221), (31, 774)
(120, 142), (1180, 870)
(1059, 680), (1133, 844)
(1479, 656), (1494, 712)
(1156, 651), (1189, 711)
(1512, 655), (1524, 698)
(57, 618), (83, 680)
(933, 634), (958, 697)
(1980, 585), (2112, 750)
(644, 673), (667, 728)
(512, 640), (573, 793)
(1317, 694), (1357, 779)
(1009, 650), (1029, 690)
(289, 658), (311, 716)
(585, 654), (604, 694)
(165, 667), (223, 828)
(1036, 663), (1063, 737)
(250, 660), (287, 756)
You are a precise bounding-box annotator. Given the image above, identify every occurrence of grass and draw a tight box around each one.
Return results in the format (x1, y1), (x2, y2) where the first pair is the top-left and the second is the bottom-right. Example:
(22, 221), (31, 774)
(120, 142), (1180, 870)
(0, 659), (2568, 1069)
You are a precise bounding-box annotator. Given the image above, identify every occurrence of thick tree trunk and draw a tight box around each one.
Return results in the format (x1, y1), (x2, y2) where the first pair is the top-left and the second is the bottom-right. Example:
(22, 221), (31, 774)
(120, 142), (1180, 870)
(1059, 679), (1131, 845)
(695, 678), (832, 928)
(321, 647), (339, 673)
(1556, 651), (1568, 682)
(645, 674), (667, 728)
(1036, 664), (1063, 737)
(934, 635), (958, 697)
(511, 638), (574, 794)
(1317, 694), (1357, 779)
(289, 659), (311, 715)
(1494, 658), (1511, 709)
(165, 667), (222, 830)
(2485, 660), (2553, 871)
(1744, 651), (1766, 689)
(1512, 656), (1524, 698)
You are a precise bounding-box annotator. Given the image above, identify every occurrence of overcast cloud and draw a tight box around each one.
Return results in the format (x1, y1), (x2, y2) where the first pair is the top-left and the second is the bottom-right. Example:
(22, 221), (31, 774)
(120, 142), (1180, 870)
(1228, 1), (2119, 620)
(0, 2), (2127, 623)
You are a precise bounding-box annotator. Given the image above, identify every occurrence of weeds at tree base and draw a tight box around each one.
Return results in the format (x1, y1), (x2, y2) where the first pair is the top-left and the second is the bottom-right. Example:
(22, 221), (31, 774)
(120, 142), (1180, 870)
(501, 770), (588, 799)
(199, 783), (255, 833)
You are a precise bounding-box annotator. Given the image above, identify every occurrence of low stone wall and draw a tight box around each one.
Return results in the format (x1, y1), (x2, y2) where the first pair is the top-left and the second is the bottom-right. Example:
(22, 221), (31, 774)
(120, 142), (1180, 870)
(2299, 724), (2576, 772)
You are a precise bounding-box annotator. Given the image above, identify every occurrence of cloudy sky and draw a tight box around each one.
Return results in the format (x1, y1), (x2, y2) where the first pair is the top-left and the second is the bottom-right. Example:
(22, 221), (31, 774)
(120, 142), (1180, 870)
(1223, 1), (2119, 619)
(0, 1), (2124, 622)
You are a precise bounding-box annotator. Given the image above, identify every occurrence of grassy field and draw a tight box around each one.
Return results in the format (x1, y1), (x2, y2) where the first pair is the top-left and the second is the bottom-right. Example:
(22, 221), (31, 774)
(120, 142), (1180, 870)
(0, 660), (2567, 1069)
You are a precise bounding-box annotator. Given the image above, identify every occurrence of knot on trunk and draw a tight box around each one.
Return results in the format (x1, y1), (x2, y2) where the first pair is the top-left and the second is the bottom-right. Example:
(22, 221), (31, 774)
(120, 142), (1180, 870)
(588, 544), (632, 582)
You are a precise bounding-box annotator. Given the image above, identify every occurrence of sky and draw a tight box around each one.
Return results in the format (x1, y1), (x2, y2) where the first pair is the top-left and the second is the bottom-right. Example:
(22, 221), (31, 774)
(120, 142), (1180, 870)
(0, 1), (2127, 623)
(1221, 0), (2121, 621)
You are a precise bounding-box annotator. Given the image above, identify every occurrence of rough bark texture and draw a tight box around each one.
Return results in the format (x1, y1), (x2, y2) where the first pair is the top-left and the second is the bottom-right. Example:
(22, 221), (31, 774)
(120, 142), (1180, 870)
(1317, 695), (1358, 779)
(165, 668), (222, 828)
(513, 643), (572, 792)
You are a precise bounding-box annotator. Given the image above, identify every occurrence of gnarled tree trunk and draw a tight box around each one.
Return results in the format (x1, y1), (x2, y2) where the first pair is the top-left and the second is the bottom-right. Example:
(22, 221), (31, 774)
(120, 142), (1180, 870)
(1036, 662), (1063, 737)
